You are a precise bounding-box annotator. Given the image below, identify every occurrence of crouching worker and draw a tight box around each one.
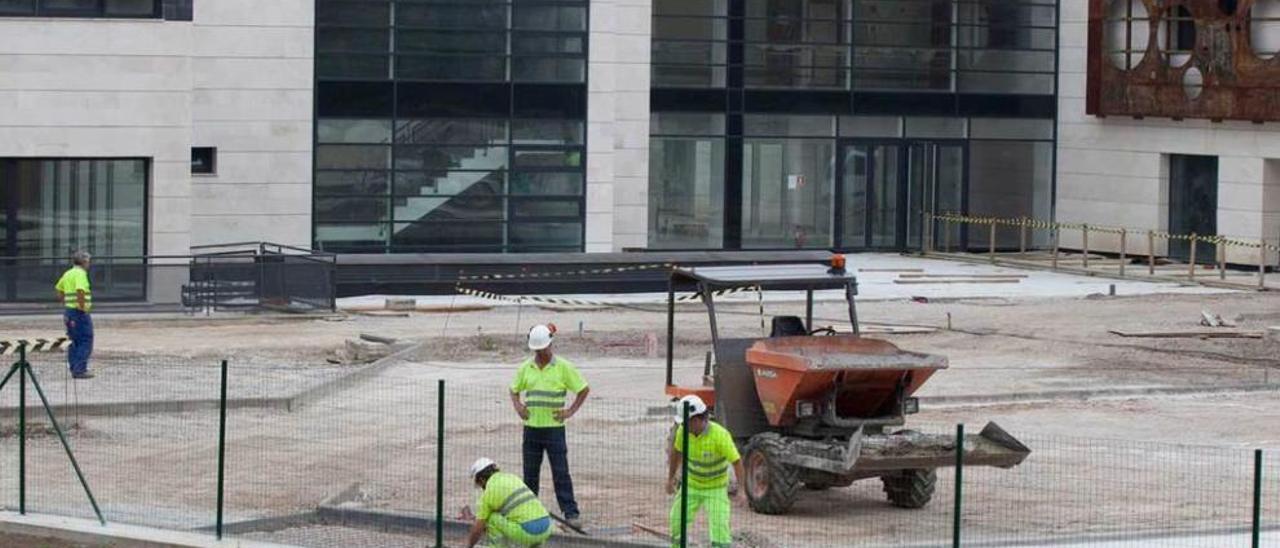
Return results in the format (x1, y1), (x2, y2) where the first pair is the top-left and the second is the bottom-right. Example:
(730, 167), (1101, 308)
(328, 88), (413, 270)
(666, 395), (747, 548)
(466, 458), (553, 548)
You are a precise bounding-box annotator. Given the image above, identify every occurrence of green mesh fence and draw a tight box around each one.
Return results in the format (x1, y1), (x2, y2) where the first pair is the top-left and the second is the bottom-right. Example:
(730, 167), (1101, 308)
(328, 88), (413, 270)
(1, 346), (1277, 547)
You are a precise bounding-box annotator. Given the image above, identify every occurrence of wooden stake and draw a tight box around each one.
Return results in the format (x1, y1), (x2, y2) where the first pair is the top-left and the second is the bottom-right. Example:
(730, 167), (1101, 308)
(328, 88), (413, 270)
(1218, 240), (1226, 281)
(1119, 229), (1127, 278)
(1082, 224), (1090, 269)
(988, 221), (996, 264)
(1260, 240), (1268, 290)
(1148, 230), (1156, 276)
(1019, 217), (1028, 256)
(1051, 226), (1059, 270)
(1189, 233), (1198, 280)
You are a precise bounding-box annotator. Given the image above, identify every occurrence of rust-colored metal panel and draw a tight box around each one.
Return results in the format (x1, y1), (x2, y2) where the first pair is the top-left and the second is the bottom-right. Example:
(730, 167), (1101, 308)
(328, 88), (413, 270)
(1086, 0), (1280, 122)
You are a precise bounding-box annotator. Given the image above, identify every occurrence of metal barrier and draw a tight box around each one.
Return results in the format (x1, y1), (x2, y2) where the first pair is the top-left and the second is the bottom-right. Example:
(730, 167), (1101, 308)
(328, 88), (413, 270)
(925, 213), (1278, 290)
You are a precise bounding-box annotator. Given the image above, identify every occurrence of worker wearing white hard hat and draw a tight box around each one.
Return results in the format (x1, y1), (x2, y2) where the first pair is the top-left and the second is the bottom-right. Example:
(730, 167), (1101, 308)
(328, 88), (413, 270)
(508, 323), (590, 529)
(666, 395), (746, 548)
(464, 458), (553, 548)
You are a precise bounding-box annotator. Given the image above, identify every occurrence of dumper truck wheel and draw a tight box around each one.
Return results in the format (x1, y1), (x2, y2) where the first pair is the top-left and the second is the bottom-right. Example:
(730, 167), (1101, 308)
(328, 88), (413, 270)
(743, 435), (800, 515)
(881, 469), (936, 509)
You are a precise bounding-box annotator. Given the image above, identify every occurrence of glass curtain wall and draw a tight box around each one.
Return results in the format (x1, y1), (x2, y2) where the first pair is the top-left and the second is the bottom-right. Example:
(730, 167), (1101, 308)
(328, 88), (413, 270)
(0, 159), (147, 301)
(314, 0), (588, 253)
(745, 0), (850, 89)
(650, 0), (1059, 251)
(652, 0), (729, 87)
(741, 115), (836, 249)
(649, 113), (727, 249)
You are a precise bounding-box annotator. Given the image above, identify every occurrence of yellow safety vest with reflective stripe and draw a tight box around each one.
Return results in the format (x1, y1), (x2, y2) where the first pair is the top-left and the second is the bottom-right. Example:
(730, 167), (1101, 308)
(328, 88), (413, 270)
(54, 266), (92, 312)
(476, 472), (549, 524)
(673, 421), (741, 490)
(510, 356), (588, 428)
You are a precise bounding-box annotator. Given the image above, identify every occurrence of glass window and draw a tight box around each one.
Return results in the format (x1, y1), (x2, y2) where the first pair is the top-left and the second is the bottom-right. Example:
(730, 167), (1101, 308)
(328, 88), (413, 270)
(394, 195), (504, 222)
(394, 170), (505, 197)
(512, 120), (584, 145)
(315, 197), (389, 223)
(853, 0), (955, 91)
(969, 117), (1053, 140)
(838, 116), (902, 138)
(649, 136), (726, 249)
(316, 145), (392, 170)
(397, 4), (507, 29)
(317, 2), (390, 27)
(395, 119), (508, 145)
(190, 147), (217, 175)
(742, 139), (835, 249)
(318, 119), (394, 144)
(315, 224), (390, 248)
(395, 146), (507, 171)
(0, 0), (34, 15)
(104, 0), (156, 16)
(744, 115), (835, 137)
(318, 28), (390, 53)
(316, 171), (390, 196)
(512, 58), (586, 83)
(40, 0), (95, 12)
(513, 35), (585, 55)
(968, 140), (1052, 246)
(513, 149), (582, 168)
(392, 222), (504, 251)
(651, 112), (726, 136)
(513, 6), (586, 31)
(396, 55), (506, 81)
(0, 158), (147, 260)
(396, 30), (506, 53)
(904, 117), (968, 139)
(744, 0), (849, 89)
(511, 198), (582, 219)
(509, 172), (583, 195)
(508, 222), (583, 248)
(652, 0), (729, 88)
(317, 55), (389, 80)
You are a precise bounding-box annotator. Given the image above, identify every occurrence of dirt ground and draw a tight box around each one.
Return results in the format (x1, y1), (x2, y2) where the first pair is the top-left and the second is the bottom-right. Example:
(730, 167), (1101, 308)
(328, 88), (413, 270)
(0, 284), (1279, 547)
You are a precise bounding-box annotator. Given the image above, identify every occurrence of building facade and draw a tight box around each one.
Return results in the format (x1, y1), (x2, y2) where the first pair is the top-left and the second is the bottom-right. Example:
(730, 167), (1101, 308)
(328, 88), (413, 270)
(0, 0), (1276, 279)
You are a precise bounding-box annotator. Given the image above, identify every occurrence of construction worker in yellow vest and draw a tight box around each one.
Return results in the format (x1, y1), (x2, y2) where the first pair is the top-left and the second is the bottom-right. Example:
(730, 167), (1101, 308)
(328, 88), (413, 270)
(54, 250), (95, 379)
(509, 323), (589, 529)
(465, 458), (553, 548)
(666, 395), (746, 548)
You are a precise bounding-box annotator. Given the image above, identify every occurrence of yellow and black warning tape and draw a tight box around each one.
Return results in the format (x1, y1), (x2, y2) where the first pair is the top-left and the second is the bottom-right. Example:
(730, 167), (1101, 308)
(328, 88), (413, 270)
(456, 284), (758, 308)
(0, 338), (70, 355)
(933, 214), (1280, 253)
(457, 262), (676, 282)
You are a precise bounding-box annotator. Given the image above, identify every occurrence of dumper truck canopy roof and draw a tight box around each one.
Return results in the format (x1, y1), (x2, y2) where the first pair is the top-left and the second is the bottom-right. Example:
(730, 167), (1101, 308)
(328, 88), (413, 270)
(671, 263), (856, 292)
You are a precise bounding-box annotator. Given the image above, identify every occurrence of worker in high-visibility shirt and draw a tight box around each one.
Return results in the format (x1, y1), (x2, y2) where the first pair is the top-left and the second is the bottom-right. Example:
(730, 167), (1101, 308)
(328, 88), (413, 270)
(509, 323), (589, 528)
(666, 395), (746, 548)
(54, 250), (95, 379)
(465, 458), (553, 548)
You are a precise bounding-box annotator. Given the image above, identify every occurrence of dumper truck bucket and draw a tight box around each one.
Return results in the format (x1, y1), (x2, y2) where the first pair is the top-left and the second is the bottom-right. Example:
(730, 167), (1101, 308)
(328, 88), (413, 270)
(777, 422), (1031, 477)
(745, 336), (947, 428)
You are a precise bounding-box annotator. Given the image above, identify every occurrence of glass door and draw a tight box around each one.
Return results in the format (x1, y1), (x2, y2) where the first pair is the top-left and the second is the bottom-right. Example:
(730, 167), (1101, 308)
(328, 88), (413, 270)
(840, 142), (901, 249)
(840, 140), (965, 251)
(907, 142), (965, 251)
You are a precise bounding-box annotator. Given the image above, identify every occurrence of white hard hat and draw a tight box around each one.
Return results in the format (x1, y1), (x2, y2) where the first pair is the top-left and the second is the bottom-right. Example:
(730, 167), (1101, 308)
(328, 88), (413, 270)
(673, 395), (708, 424)
(470, 457), (496, 479)
(528, 324), (554, 350)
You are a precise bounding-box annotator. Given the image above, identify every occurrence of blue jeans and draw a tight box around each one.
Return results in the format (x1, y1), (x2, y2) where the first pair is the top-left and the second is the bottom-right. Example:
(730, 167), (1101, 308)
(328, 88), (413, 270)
(63, 309), (93, 375)
(522, 426), (579, 519)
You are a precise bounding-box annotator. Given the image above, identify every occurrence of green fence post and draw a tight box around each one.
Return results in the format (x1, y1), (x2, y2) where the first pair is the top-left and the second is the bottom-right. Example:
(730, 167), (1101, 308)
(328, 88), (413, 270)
(680, 402), (690, 548)
(953, 423), (964, 548)
(1253, 449), (1263, 548)
(435, 379), (445, 548)
(216, 359), (228, 540)
(18, 342), (26, 515)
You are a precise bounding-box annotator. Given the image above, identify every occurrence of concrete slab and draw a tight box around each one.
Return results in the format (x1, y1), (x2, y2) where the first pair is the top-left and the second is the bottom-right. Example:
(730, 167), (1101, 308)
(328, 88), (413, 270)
(0, 511), (301, 548)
